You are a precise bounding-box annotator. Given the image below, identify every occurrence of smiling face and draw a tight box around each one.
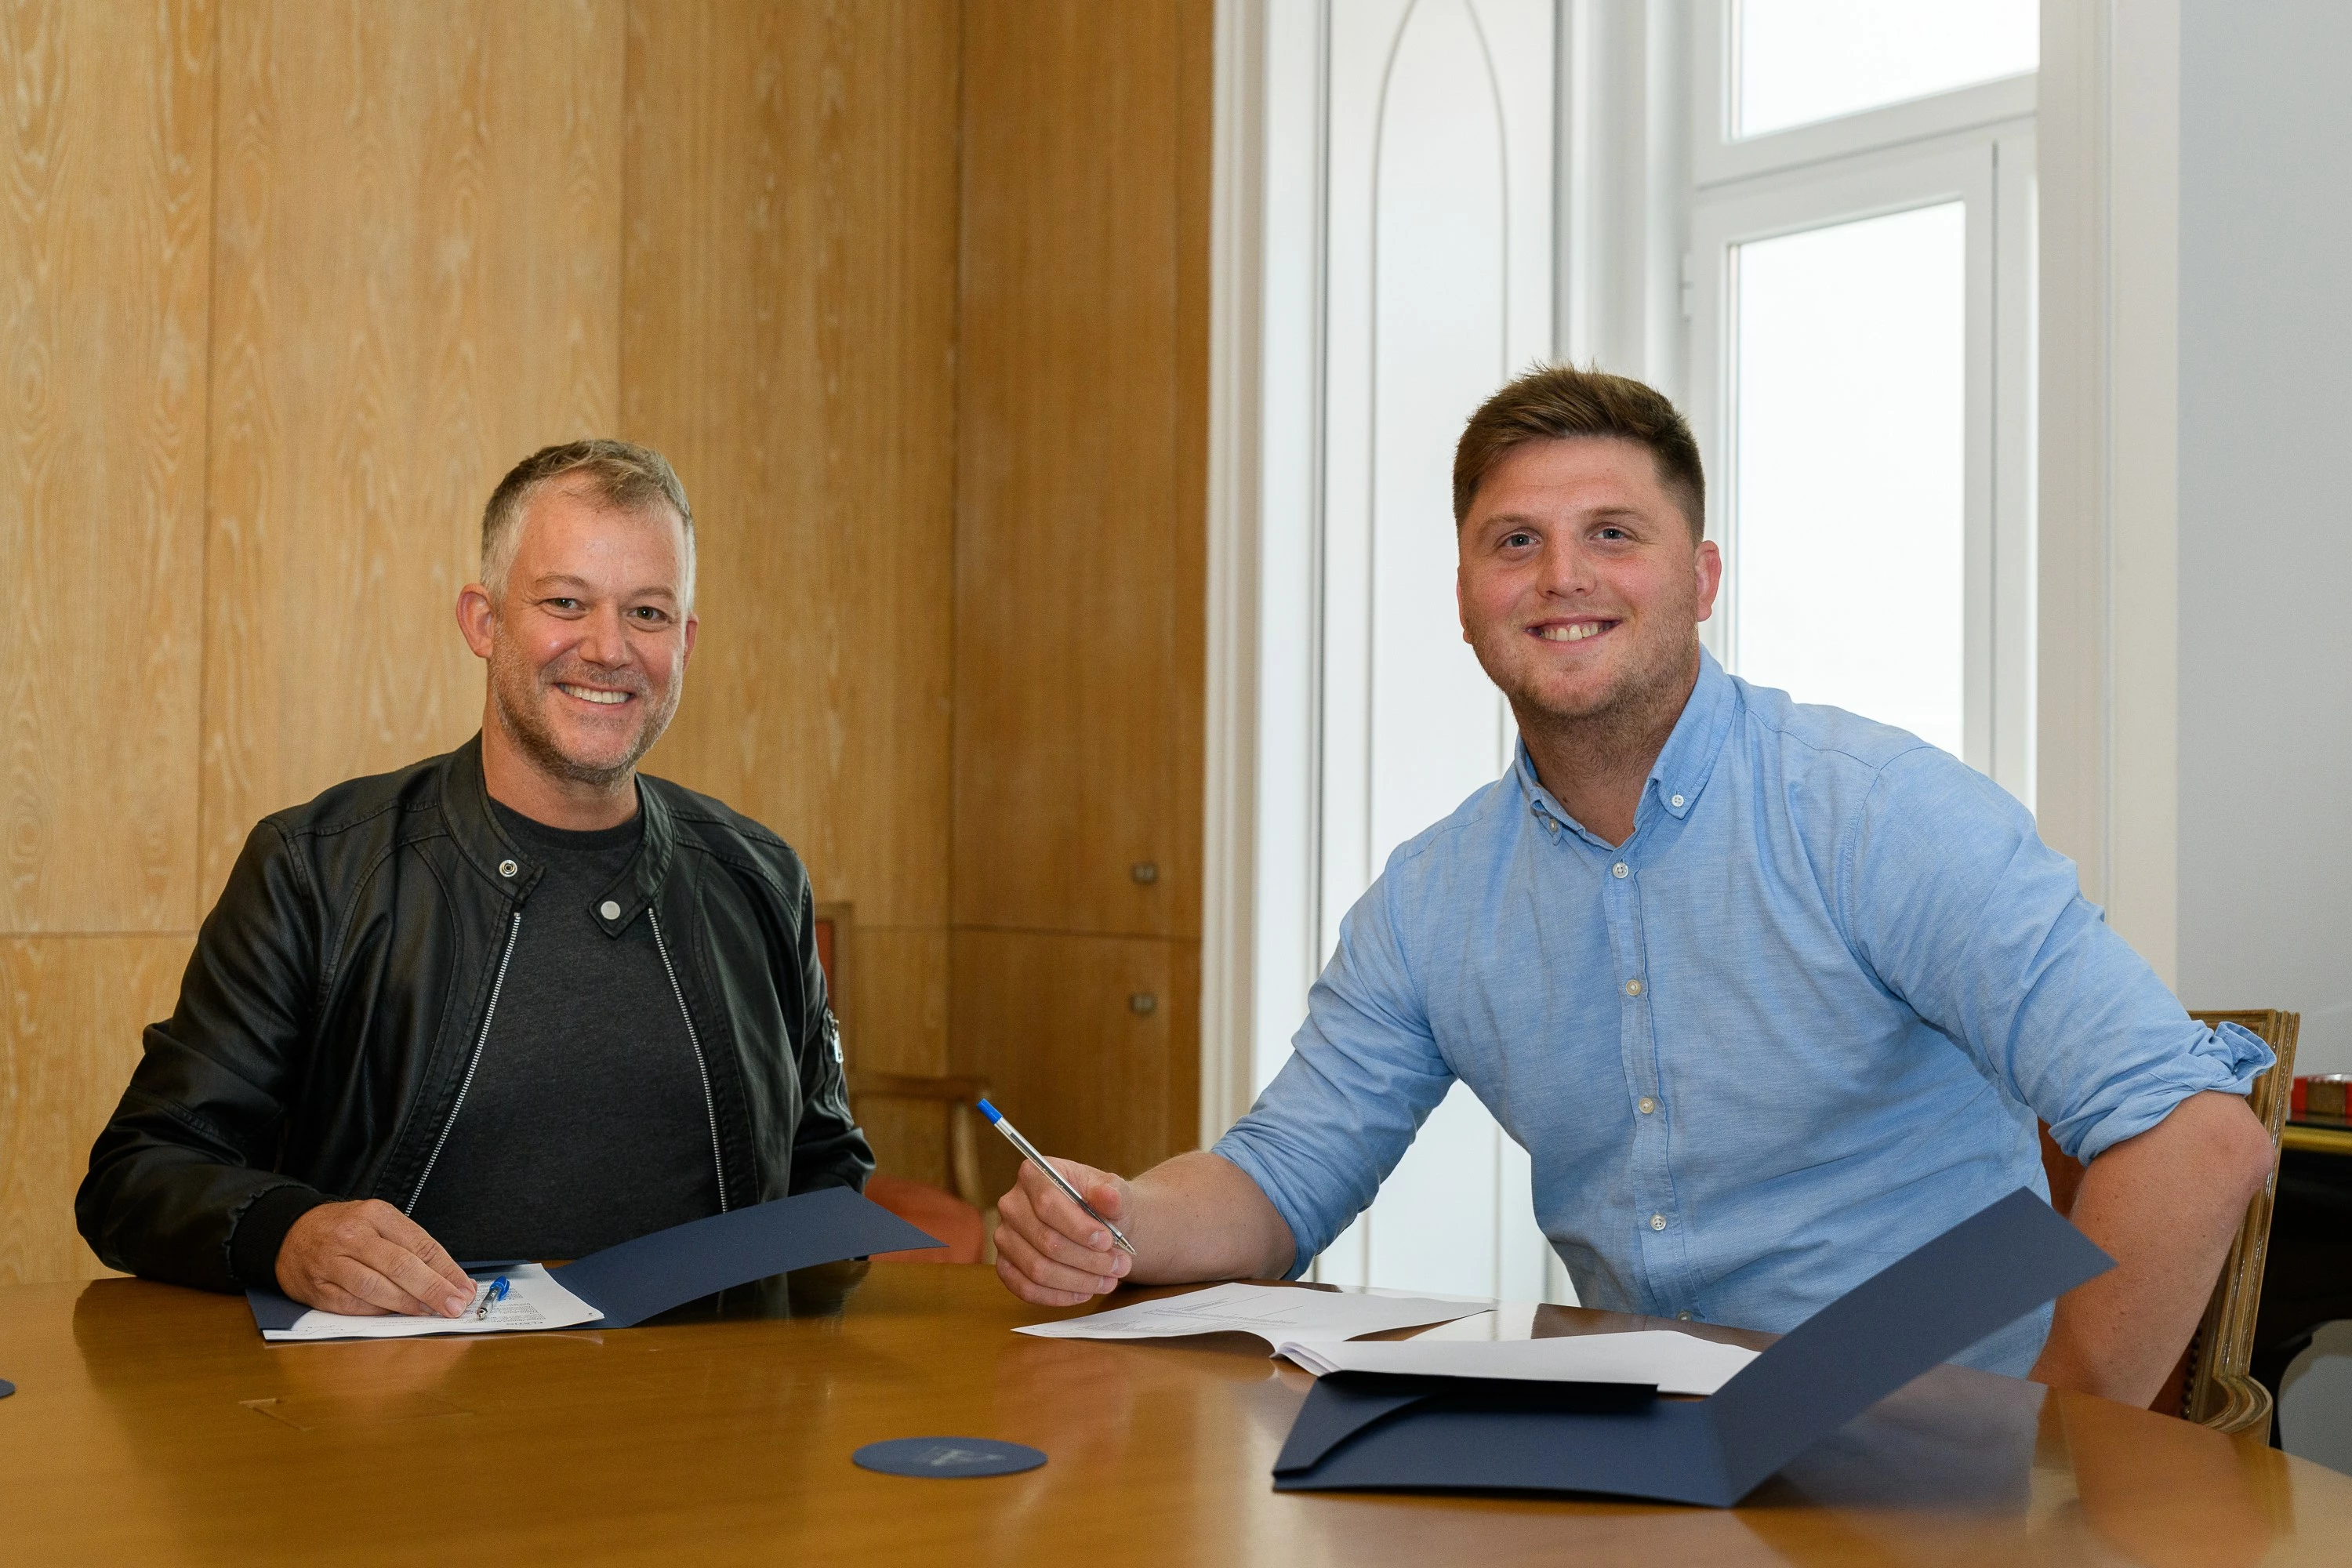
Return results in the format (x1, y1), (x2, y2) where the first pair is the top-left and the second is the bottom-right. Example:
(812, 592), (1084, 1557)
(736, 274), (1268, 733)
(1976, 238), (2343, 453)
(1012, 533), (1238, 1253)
(457, 481), (698, 795)
(1456, 436), (1721, 733)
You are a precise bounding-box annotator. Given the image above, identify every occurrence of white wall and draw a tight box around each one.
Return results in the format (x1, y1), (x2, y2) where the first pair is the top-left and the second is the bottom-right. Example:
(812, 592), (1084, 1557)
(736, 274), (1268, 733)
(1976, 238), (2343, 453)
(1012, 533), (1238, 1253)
(2175, 0), (2352, 1073)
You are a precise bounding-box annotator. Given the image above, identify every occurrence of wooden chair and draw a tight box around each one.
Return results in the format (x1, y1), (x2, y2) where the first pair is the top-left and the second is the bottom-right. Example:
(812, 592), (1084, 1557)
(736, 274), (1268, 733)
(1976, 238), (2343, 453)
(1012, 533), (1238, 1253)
(2038, 1008), (2300, 1435)
(812, 904), (992, 1265)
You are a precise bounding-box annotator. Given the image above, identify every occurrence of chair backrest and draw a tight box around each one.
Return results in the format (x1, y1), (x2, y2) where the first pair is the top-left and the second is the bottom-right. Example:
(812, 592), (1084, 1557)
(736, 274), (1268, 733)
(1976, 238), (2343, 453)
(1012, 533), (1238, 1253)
(815, 902), (995, 1214)
(2038, 1009), (2299, 1434)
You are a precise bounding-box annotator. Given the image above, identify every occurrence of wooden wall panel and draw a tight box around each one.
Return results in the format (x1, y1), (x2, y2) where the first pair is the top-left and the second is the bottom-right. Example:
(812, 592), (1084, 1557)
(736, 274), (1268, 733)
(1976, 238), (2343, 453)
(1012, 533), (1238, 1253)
(0, 938), (194, 1284)
(840, 925), (953, 1188)
(953, 0), (1212, 941)
(201, 0), (624, 898)
(622, 0), (960, 935)
(0, 0), (212, 933)
(952, 930), (1200, 1193)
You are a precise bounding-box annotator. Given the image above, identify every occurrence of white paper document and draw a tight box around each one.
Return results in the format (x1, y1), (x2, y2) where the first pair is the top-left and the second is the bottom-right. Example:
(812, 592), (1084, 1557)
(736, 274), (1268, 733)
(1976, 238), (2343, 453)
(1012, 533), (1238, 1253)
(262, 1263), (604, 1342)
(1275, 1329), (1760, 1397)
(1014, 1282), (1486, 1349)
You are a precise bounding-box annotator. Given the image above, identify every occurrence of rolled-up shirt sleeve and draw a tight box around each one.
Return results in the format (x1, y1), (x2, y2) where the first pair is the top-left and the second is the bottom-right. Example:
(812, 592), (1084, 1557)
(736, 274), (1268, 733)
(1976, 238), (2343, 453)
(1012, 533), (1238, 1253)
(1837, 746), (2274, 1163)
(1212, 863), (1458, 1276)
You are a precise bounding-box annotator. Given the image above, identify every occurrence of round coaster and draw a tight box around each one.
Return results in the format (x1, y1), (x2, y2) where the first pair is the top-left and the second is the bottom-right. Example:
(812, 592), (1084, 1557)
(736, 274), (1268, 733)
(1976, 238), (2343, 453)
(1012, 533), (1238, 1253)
(852, 1436), (1045, 1479)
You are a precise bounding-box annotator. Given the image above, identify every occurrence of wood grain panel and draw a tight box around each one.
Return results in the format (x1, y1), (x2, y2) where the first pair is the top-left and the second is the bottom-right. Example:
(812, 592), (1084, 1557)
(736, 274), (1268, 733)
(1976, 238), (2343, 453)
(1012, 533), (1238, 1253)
(201, 0), (624, 899)
(953, 0), (1213, 940)
(951, 929), (1200, 1198)
(0, 936), (194, 1284)
(0, 0), (212, 932)
(622, 0), (959, 931)
(837, 924), (952, 1188)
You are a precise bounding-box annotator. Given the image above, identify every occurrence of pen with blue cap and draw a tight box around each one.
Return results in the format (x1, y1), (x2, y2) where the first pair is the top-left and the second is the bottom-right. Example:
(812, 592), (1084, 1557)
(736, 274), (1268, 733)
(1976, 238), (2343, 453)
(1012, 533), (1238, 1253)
(473, 1275), (511, 1319)
(977, 1099), (1138, 1258)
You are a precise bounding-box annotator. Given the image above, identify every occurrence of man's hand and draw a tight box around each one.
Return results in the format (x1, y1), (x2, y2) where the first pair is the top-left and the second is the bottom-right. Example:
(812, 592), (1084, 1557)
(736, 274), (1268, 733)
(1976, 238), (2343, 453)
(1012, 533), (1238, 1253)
(275, 1199), (477, 1318)
(994, 1156), (1136, 1307)
(993, 1149), (1298, 1306)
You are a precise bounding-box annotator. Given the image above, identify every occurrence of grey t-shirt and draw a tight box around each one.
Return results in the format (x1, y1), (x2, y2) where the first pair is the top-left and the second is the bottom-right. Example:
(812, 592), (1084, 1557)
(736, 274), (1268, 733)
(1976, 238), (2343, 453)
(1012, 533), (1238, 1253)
(408, 799), (722, 1261)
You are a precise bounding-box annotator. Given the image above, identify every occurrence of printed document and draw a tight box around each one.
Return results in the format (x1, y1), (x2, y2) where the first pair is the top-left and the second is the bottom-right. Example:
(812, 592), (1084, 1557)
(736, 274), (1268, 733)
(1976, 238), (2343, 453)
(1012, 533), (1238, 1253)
(1015, 1281), (1485, 1349)
(1276, 1328), (1759, 1396)
(262, 1263), (604, 1342)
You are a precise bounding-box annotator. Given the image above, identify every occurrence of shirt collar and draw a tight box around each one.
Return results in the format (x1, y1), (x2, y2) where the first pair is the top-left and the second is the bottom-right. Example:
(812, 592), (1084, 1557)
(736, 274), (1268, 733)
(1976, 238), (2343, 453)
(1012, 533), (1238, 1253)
(1513, 647), (1740, 832)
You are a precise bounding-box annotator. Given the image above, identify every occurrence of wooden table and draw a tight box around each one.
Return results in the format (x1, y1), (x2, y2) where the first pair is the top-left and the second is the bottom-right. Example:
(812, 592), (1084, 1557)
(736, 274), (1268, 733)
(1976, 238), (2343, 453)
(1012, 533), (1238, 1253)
(5, 1264), (2349, 1566)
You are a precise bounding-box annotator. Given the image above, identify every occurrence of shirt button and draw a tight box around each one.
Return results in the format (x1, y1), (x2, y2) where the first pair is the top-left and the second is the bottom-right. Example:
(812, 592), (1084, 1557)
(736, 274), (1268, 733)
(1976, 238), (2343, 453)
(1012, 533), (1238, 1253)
(599, 900), (622, 920)
(1670, 793), (1685, 809)
(1638, 1096), (1657, 1115)
(1624, 978), (1643, 997)
(1677, 1310), (1694, 1321)
(1650, 1214), (1667, 1231)
(498, 859), (518, 879)
(1611, 862), (1628, 878)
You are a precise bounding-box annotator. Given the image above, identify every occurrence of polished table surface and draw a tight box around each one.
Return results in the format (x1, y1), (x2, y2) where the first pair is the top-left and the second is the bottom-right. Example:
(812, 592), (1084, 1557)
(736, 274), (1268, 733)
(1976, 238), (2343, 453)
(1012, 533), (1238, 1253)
(5, 1263), (2349, 1566)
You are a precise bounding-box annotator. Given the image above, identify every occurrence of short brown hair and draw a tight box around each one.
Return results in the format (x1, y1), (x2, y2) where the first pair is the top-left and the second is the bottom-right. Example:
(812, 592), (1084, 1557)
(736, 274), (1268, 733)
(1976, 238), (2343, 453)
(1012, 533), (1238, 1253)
(1453, 364), (1705, 538)
(480, 439), (698, 608)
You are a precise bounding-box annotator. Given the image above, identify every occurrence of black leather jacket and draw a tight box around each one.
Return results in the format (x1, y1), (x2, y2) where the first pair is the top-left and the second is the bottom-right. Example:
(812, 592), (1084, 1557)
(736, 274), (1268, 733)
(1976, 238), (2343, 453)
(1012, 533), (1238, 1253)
(76, 736), (873, 1292)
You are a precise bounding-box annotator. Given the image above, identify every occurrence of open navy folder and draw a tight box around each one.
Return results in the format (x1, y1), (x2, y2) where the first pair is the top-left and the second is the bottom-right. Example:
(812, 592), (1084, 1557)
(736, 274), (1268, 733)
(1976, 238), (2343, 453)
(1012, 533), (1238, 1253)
(1272, 1188), (2112, 1508)
(245, 1186), (941, 1334)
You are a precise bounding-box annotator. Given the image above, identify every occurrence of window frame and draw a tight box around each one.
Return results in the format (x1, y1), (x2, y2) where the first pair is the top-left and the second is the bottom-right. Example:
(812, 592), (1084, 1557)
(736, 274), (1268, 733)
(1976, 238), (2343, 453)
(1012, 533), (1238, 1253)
(1694, 0), (2037, 187)
(1683, 1), (2037, 803)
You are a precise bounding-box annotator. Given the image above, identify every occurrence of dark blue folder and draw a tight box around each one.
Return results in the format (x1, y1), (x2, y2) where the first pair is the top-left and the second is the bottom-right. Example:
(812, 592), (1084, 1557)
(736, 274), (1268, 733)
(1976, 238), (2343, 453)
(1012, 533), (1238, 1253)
(246, 1186), (941, 1335)
(1272, 1188), (2113, 1507)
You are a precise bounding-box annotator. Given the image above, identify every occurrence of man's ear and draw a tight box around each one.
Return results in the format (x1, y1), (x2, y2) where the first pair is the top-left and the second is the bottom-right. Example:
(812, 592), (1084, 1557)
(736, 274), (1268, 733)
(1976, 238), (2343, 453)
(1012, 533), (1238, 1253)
(1691, 539), (1723, 624)
(456, 583), (499, 659)
(681, 613), (699, 668)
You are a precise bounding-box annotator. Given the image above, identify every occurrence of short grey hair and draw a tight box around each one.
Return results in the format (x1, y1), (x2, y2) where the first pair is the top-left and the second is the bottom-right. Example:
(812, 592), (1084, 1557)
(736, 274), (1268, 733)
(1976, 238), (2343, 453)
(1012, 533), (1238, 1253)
(479, 439), (697, 612)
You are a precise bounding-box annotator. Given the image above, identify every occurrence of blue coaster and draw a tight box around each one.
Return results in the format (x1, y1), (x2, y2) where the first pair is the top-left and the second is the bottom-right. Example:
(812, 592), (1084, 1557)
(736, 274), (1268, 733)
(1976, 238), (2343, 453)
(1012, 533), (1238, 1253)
(0, 1379), (13, 1399)
(852, 1436), (1045, 1479)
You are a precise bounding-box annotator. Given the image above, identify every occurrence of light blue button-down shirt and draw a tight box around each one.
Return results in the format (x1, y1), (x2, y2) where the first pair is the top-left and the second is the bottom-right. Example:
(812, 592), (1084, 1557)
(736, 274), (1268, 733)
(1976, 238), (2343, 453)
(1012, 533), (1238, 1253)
(1214, 652), (2270, 1374)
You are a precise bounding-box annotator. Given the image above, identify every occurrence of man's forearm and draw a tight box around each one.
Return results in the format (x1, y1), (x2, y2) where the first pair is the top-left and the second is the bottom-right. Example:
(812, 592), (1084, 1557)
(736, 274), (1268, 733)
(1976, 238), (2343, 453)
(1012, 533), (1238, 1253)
(1125, 1151), (1298, 1284)
(2030, 1091), (2275, 1406)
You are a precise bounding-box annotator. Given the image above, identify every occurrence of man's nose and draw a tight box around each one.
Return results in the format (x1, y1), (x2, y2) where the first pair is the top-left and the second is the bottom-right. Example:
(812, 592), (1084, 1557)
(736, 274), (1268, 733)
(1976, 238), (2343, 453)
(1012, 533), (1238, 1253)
(1538, 536), (1595, 594)
(577, 606), (631, 666)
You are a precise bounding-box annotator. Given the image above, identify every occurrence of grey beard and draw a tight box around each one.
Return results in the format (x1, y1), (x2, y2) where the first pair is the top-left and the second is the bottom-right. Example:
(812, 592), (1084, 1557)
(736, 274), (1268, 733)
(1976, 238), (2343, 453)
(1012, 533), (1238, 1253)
(488, 667), (672, 791)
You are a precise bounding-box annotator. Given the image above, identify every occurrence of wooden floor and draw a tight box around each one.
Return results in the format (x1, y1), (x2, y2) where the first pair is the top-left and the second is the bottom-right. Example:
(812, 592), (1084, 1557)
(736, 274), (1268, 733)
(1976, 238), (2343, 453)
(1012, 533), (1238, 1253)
(3, 1263), (2347, 1565)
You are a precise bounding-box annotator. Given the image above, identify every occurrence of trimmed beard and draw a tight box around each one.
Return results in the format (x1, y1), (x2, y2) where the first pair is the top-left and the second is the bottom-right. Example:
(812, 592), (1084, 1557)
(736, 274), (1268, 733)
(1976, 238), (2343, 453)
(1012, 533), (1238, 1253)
(485, 637), (679, 791)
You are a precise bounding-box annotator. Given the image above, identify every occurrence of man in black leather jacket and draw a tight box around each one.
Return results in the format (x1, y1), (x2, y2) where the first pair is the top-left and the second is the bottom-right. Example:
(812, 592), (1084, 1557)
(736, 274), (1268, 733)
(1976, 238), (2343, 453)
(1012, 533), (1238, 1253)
(77, 440), (873, 1316)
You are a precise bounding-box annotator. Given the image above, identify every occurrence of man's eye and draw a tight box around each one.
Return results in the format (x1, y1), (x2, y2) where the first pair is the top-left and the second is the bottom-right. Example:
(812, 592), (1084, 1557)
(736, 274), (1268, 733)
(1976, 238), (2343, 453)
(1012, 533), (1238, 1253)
(630, 606), (670, 624)
(1503, 532), (1537, 548)
(1595, 526), (1629, 540)
(546, 597), (582, 612)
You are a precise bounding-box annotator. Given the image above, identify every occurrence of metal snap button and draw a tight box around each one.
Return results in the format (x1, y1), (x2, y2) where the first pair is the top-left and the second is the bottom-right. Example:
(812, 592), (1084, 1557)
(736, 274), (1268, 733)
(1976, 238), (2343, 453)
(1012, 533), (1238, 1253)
(499, 859), (518, 879)
(599, 900), (622, 920)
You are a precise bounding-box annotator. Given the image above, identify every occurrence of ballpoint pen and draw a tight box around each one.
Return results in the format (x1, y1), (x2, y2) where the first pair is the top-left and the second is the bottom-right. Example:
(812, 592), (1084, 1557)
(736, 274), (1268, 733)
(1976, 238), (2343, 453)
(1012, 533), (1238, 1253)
(976, 1099), (1139, 1258)
(474, 1275), (511, 1319)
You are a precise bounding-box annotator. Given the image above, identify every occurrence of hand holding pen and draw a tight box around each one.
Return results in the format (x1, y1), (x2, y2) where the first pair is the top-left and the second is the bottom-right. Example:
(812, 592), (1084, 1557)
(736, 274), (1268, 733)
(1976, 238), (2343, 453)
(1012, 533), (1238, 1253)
(980, 1099), (1139, 1306)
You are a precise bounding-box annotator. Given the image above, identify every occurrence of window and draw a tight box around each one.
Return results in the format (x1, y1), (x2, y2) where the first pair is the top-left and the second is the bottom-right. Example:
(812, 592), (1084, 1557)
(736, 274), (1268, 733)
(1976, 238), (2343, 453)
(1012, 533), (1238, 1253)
(1689, 1), (2038, 800)
(1733, 0), (2038, 138)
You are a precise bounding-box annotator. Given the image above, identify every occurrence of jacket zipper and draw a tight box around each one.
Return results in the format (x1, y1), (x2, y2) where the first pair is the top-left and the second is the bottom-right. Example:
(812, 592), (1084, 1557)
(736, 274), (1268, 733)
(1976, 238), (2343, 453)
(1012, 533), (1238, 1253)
(648, 907), (730, 1213)
(406, 909), (522, 1216)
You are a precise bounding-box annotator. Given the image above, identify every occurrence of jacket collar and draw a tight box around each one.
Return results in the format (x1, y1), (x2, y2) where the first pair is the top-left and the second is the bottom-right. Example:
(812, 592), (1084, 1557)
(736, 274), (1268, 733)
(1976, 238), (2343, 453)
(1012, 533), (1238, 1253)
(439, 734), (678, 934)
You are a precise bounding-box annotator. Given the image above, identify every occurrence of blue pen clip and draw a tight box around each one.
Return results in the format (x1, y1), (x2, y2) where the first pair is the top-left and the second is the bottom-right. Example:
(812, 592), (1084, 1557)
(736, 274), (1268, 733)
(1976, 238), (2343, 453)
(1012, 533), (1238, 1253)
(474, 1275), (512, 1320)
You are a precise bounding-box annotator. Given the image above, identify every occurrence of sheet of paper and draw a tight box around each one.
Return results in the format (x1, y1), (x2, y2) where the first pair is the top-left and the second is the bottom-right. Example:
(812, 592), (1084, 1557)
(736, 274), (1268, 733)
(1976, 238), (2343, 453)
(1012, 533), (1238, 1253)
(1277, 1328), (1760, 1396)
(261, 1264), (603, 1342)
(1015, 1282), (1486, 1348)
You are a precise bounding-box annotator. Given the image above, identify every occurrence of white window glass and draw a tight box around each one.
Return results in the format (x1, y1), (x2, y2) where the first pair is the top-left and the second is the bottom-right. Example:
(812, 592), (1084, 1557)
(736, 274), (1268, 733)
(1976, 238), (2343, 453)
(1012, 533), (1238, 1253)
(1730, 201), (1966, 754)
(1735, 0), (2038, 139)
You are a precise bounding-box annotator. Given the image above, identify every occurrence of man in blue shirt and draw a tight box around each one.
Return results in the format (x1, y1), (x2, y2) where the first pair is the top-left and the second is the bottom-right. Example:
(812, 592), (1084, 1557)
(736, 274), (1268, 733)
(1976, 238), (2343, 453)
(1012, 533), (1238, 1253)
(993, 366), (2274, 1403)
